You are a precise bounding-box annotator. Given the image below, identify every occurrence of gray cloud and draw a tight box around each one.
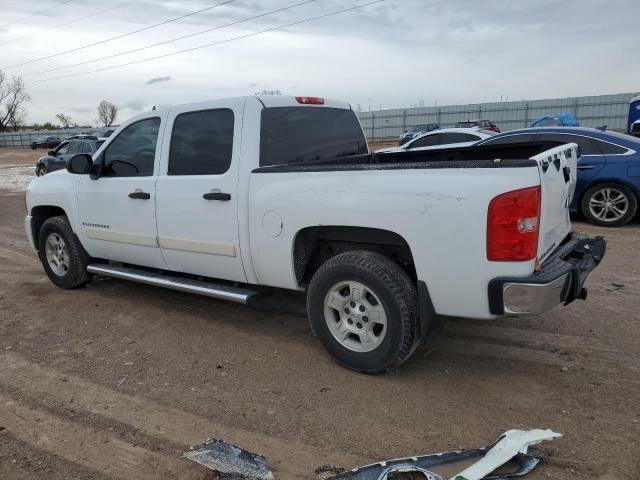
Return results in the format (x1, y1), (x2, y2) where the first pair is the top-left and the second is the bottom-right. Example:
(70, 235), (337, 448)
(121, 99), (147, 112)
(146, 76), (172, 85)
(3, 0), (638, 125)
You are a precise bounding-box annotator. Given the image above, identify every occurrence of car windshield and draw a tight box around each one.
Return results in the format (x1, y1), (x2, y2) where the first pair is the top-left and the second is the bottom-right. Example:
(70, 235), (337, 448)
(408, 125), (430, 132)
(456, 122), (476, 128)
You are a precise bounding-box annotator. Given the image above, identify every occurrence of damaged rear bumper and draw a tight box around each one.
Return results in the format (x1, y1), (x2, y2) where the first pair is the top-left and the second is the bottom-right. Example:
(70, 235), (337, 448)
(488, 233), (606, 316)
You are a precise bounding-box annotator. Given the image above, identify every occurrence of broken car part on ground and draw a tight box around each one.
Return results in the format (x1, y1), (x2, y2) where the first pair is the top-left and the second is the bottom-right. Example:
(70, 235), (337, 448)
(184, 429), (561, 480)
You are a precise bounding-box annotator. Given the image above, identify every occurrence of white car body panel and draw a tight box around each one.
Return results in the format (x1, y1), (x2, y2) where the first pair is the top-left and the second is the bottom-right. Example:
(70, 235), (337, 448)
(155, 97), (248, 282)
(77, 110), (168, 269)
(25, 96), (579, 321)
(377, 127), (494, 153)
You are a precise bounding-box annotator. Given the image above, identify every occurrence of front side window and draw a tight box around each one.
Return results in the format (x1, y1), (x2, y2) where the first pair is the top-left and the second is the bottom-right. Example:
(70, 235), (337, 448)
(260, 107), (367, 167)
(169, 109), (234, 175)
(55, 142), (69, 155)
(81, 143), (93, 154)
(102, 117), (160, 177)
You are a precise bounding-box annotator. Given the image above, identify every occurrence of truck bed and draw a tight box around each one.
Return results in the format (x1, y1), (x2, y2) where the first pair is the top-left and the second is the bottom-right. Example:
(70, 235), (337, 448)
(253, 142), (559, 173)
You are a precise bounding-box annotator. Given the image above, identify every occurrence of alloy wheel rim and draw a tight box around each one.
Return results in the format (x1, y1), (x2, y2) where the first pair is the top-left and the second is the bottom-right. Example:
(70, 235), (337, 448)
(323, 280), (387, 353)
(45, 233), (70, 276)
(589, 188), (628, 222)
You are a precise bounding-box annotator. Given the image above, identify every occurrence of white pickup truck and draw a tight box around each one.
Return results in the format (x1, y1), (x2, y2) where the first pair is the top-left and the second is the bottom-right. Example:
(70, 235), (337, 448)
(25, 95), (606, 373)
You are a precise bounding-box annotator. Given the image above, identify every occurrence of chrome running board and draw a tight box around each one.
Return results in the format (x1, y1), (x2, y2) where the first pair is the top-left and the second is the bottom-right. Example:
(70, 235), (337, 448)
(86, 264), (256, 304)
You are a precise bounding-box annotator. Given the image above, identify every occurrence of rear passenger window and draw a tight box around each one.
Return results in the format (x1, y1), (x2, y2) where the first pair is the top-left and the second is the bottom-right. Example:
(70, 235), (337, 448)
(410, 134), (441, 148)
(536, 134), (599, 156)
(439, 133), (480, 143)
(169, 109), (234, 175)
(594, 140), (627, 155)
(67, 142), (80, 154)
(480, 134), (536, 146)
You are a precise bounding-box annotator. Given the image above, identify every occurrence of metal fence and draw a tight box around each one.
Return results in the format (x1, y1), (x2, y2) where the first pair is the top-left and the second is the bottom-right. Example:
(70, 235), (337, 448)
(0, 128), (93, 147)
(357, 92), (638, 141)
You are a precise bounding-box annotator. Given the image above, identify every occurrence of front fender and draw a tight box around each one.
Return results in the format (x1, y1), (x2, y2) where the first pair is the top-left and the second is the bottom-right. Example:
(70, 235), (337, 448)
(26, 171), (82, 234)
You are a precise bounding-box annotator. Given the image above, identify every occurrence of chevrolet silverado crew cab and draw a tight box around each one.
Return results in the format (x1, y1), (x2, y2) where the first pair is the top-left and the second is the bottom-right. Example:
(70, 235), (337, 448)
(25, 95), (606, 373)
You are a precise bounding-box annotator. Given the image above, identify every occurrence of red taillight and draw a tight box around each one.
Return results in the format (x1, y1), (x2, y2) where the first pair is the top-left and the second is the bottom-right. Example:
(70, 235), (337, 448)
(487, 186), (540, 261)
(295, 96), (325, 105)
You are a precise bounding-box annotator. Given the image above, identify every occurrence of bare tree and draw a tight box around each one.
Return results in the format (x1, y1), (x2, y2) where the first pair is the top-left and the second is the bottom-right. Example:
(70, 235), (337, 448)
(56, 113), (73, 129)
(97, 100), (118, 127)
(9, 105), (27, 131)
(0, 70), (31, 132)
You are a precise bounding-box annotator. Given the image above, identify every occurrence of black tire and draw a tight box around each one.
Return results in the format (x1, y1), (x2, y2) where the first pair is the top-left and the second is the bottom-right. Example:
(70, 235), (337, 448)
(31, 145), (36, 150)
(36, 164), (47, 177)
(307, 251), (418, 374)
(38, 216), (92, 289)
(581, 182), (637, 227)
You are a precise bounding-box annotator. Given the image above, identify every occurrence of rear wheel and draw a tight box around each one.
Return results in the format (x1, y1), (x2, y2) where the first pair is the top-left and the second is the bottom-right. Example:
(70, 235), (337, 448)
(38, 216), (92, 289)
(307, 251), (418, 374)
(581, 183), (637, 227)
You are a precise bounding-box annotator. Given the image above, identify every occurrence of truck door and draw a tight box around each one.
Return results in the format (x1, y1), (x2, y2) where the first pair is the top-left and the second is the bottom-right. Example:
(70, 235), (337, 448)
(77, 114), (166, 269)
(155, 98), (247, 282)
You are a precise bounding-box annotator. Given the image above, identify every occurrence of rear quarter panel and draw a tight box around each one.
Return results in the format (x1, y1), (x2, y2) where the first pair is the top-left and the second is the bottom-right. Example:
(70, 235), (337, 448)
(248, 166), (542, 319)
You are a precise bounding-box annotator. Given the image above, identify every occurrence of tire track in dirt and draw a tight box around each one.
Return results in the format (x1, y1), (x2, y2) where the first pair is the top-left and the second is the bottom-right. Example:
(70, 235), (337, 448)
(0, 393), (206, 480)
(440, 321), (640, 375)
(0, 351), (371, 480)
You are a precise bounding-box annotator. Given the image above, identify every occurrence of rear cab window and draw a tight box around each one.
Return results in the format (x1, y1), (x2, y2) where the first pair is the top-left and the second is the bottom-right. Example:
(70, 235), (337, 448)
(259, 107), (367, 167)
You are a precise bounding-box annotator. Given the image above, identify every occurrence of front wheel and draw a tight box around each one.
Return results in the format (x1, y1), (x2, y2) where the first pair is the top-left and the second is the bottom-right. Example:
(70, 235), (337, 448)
(307, 251), (419, 374)
(581, 183), (637, 227)
(36, 164), (47, 176)
(38, 216), (92, 289)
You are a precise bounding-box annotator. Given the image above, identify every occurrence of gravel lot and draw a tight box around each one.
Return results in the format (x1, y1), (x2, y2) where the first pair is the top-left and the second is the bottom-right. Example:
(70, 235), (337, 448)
(0, 146), (638, 480)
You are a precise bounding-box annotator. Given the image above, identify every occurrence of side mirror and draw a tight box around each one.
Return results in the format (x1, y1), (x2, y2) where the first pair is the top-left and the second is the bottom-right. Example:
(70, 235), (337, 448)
(48, 150), (55, 156)
(66, 153), (93, 175)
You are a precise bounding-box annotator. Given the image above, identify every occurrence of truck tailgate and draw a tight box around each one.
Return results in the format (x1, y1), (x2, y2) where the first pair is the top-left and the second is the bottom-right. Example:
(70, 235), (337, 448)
(532, 144), (578, 263)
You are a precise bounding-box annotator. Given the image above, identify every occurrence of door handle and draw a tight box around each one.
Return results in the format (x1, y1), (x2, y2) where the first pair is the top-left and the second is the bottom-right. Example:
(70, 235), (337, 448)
(129, 190), (151, 199)
(203, 192), (231, 201)
(577, 165), (596, 170)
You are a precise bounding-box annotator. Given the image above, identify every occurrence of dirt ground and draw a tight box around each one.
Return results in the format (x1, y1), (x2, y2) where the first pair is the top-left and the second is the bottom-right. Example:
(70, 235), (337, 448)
(0, 146), (638, 480)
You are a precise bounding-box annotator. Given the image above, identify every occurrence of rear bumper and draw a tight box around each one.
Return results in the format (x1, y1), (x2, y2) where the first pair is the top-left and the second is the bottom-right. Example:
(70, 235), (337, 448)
(488, 233), (606, 316)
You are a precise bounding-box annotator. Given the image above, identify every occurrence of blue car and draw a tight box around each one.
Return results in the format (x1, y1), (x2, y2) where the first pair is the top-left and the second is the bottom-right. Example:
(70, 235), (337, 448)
(477, 127), (640, 226)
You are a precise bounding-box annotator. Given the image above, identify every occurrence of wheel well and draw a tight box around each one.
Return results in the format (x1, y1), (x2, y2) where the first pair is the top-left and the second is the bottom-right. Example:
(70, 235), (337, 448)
(31, 206), (66, 249)
(293, 226), (416, 286)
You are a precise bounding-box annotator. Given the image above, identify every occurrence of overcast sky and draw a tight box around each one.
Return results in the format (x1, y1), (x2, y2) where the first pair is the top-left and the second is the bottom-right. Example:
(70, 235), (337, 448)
(1, 0), (639, 125)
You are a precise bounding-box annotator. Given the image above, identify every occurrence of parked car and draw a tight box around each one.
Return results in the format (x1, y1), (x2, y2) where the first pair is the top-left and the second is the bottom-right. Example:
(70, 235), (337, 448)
(455, 119), (500, 132)
(30, 136), (62, 150)
(399, 123), (439, 145)
(25, 95), (605, 373)
(529, 113), (579, 128)
(377, 128), (496, 153)
(66, 134), (99, 141)
(35, 138), (105, 177)
(91, 128), (116, 138)
(477, 127), (640, 226)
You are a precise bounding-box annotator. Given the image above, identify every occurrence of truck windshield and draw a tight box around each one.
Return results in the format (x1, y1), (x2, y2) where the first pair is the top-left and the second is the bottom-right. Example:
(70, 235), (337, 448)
(260, 107), (367, 167)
